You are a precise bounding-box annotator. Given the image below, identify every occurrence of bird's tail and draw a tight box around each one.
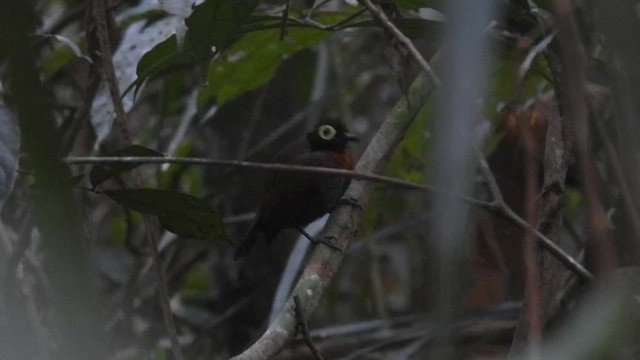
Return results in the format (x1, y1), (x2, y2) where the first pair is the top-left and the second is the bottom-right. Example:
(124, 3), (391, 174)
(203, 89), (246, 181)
(234, 223), (262, 260)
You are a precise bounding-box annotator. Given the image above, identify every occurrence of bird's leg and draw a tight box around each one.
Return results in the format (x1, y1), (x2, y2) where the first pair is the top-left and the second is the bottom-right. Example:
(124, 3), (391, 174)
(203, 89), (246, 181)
(297, 227), (343, 254)
(337, 197), (363, 211)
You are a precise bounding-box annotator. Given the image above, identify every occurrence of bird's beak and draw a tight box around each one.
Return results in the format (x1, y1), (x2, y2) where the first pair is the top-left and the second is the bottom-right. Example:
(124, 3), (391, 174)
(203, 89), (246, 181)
(345, 132), (359, 142)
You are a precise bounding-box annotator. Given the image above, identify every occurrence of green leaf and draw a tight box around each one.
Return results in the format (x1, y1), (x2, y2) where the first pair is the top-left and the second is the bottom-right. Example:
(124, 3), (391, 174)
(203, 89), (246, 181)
(202, 25), (332, 105)
(90, 145), (164, 189)
(104, 188), (229, 242)
(185, 0), (260, 62)
(124, 35), (181, 99)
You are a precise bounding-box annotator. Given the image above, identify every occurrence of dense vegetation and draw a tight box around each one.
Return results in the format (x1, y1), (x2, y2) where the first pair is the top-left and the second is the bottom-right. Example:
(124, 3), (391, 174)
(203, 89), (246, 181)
(1, 0), (640, 359)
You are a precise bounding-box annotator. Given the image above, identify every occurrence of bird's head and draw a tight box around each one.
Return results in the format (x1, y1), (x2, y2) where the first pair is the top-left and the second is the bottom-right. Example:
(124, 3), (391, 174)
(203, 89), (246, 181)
(306, 120), (359, 152)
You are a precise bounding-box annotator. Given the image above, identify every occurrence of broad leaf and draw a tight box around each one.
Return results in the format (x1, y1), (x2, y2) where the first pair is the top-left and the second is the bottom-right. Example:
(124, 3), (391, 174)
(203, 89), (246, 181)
(104, 188), (229, 242)
(185, 0), (260, 62)
(90, 145), (164, 189)
(202, 24), (333, 105)
(126, 35), (181, 99)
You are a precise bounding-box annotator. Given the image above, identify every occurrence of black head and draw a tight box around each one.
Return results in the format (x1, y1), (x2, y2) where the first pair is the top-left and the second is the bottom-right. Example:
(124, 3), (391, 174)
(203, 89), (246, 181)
(306, 120), (359, 152)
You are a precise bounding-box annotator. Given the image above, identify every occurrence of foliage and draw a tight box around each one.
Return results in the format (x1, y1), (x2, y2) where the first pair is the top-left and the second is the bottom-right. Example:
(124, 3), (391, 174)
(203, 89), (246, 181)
(1, 0), (640, 359)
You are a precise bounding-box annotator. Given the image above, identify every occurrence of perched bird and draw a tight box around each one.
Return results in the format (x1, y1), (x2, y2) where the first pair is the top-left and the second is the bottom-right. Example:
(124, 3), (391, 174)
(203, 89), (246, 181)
(234, 120), (359, 260)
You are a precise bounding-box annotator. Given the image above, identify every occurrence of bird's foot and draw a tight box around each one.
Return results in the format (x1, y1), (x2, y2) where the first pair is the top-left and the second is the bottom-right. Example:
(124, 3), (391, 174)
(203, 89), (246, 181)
(311, 235), (343, 255)
(298, 227), (343, 254)
(337, 197), (363, 211)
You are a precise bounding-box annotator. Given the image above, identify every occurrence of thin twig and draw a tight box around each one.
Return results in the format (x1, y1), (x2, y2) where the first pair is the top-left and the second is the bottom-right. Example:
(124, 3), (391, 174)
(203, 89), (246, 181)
(91, 0), (130, 142)
(358, 0), (441, 87)
(589, 90), (640, 245)
(326, 8), (367, 30)
(475, 149), (593, 281)
(280, 0), (290, 40)
(64, 154), (592, 280)
(65, 155), (445, 194)
(294, 295), (325, 360)
(90, 1), (184, 358)
(518, 31), (557, 80)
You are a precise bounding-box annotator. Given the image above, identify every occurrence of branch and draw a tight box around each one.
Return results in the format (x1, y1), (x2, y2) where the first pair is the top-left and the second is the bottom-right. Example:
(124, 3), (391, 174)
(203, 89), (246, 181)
(64, 154), (592, 281)
(90, 1), (183, 357)
(91, 0), (130, 142)
(66, 156), (445, 195)
(358, 0), (441, 87)
(550, 0), (617, 271)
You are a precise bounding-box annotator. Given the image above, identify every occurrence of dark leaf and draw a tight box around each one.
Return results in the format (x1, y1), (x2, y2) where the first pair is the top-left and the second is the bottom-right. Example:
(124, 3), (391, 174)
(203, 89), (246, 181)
(104, 188), (229, 242)
(200, 14), (340, 105)
(184, 0), (260, 62)
(124, 34), (181, 99)
(0, 104), (20, 209)
(90, 145), (164, 189)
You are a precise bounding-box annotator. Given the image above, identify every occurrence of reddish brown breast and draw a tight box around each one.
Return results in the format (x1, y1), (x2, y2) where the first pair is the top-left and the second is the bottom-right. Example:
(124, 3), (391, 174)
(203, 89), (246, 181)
(330, 149), (354, 170)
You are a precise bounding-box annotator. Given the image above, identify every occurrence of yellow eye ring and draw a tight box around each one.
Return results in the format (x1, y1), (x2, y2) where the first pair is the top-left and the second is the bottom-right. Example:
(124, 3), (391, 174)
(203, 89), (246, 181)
(318, 125), (336, 140)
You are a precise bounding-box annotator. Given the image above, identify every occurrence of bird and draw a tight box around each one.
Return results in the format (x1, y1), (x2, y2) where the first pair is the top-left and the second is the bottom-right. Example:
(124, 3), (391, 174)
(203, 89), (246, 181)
(234, 120), (359, 260)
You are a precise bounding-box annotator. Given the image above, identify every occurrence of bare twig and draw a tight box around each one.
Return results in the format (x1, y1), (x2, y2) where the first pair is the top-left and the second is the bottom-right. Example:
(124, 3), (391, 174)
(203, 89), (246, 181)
(90, 1), (183, 358)
(280, 0), (290, 40)
(476, 148), (592, 282)
(518, 31), (557, 80)
(65, 155), (444, 194)
(588, 86), (640, 245)
(326, 9), (367, 31)
(293, 295), (325, 360)
(358, 0), (441, 87)
(499, 206), (591, 281)
(91, 0), (130, 142)
(64, 154), (592, 280)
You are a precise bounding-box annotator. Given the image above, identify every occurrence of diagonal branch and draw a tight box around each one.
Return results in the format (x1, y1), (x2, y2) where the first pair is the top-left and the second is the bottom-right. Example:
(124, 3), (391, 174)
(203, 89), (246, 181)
(229, 56), (439, 360)
(358, 0), (441, 87)
(476, 149), (592, 282)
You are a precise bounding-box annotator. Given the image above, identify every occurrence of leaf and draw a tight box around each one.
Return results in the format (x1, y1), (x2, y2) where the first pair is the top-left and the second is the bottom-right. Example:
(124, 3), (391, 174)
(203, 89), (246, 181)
(41, 35), (91, 76)
(201, 22), (333, 105)
(104, 188), (229, 242)
(125, 34), (181, 99)
(184, 0), (260, 62)
(0, 104), (20, 209)
(90, 145), (164, 189)
(41, 34), (92, 63)
(91, 17), (180, 145)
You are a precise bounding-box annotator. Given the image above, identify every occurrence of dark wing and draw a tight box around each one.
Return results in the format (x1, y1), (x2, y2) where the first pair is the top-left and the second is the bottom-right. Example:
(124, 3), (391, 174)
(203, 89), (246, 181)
(257, 140), (349, 232)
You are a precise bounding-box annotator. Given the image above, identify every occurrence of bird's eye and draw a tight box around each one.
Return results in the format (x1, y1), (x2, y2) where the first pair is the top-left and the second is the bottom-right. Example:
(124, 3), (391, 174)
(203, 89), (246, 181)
(317, 125), (336, 140)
